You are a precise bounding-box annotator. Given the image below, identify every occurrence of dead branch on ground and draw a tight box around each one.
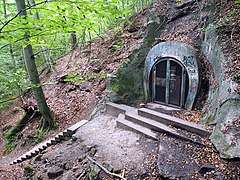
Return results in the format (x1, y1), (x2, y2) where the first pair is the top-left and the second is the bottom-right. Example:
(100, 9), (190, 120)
(87, 155), (126, 180)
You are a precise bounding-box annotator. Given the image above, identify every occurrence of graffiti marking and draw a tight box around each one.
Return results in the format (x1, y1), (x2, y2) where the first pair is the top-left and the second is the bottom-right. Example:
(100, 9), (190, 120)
(183, 56), (195, 67)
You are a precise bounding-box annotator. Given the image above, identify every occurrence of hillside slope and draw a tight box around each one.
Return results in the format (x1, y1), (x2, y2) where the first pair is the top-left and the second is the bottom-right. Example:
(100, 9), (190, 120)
(0, 0), (239, 179)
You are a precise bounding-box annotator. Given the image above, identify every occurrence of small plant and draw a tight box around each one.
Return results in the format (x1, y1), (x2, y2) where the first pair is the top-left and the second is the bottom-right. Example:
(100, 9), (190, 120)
(4, 141), (16, 154)
(24, 165), (34, 177)
(33, 128), (48, 144)
(64, 73), (84, 83)
(3, 131), (19, 154)
(111, 41), (122, 54)
(63, 72), (109, 84)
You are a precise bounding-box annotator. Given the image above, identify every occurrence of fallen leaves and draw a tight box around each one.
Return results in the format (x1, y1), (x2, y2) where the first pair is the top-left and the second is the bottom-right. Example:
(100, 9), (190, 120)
(172, 109), (202, 124)
(157, 132), (240, 179)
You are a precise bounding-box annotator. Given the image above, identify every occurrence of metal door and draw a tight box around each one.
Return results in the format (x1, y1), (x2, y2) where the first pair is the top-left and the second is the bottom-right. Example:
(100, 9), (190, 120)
(152, 58), (187, 108)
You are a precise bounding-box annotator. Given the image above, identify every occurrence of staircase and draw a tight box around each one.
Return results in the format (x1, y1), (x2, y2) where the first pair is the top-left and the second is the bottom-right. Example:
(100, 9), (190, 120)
(106, 102), (211, 142)
(10, 120), (88, 165)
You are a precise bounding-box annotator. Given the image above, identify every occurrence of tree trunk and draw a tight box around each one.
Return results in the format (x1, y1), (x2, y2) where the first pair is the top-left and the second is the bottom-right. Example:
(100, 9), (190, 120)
(71, 31), (78, 49)
(3, 0), (6, 16)
(28, 0), (54, 72)
(15, 0), (55, 129)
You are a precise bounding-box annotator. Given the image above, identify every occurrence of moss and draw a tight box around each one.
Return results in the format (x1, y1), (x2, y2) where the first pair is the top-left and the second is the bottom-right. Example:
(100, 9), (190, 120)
(207, 114), (214, 124)
(3, 109), (35, 153)
(33, 128), (48, 144)
(109, 50), (145, 103)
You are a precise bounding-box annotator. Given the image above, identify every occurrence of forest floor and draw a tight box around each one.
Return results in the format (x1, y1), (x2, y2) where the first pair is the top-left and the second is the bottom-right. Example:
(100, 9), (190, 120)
(0, 12), (144, 178)
(0, 0), (240, 179)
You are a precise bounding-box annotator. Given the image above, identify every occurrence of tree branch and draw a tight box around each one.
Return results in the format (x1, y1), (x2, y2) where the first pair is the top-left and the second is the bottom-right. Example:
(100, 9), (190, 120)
(0, 0), (48, 33)
(0, 89), (32, 104)
(87, 156), (126, 180)
(0, 95), (22, 104)
(33, 47), (67, 56)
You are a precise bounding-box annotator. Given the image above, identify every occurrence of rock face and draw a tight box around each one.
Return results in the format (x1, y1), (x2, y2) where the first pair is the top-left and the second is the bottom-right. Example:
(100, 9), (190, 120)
(109, 10), (165, 103)
(210, 103), (240, 158)
(201, 13), (240, 159)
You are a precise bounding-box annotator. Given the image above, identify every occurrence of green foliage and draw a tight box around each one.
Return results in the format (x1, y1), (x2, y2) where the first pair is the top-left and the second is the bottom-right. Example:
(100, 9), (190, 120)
(3, 131), (19, 154)
(64, 72), (109, 83)
(87, 165), (101, 180)
(0, 47), (26, 108)
(3, 141), (16, 154)
(33, 128), (47, 144)
(64, 73), (84, 83)
(111, 41), (122, 54)
(235, 0), (240, 4)
(24, 165), (34, 177)
(0, 0), (152, 109)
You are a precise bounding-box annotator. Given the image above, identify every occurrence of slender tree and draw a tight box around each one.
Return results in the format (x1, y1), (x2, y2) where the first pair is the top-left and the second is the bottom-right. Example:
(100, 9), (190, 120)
(71, 31), (78, 49)
(3, 0), (6, 16)
(28, 0), (54, 72)
(15, 0), (55, 129)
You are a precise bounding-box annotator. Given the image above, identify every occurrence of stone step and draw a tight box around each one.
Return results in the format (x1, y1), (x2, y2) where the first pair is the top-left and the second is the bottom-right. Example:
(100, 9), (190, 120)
(125, 110), (205, 144)
(39, 143), (48, 151)
(64, 130), (73, 137)
(46, 139), (52, 146)
(12, 160), (18, 164)
(67, 120), (88, 133)
(125, 110), (177, 134)
(10, 120), (89, 165)
(50, 138), (57, 145)
(55, 132), (65, 141)
(16, 159), (22, 163)
(106, 102), (135, 117)
(138, 108), (211, 137)
(21, 156), (27, 161)
(116, 114), (158, 140)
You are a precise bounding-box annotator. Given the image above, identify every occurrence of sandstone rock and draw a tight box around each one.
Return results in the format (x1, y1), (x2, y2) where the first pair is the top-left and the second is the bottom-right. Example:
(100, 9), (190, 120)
(202, 27), (240, 159)
(47, 166), (64, 179)
(198, 163), (215, 174)
(210, 101), (240, 159)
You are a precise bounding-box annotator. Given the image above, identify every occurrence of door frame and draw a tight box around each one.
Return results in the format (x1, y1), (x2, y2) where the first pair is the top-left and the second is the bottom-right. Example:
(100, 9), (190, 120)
(152, 58), (187, 108)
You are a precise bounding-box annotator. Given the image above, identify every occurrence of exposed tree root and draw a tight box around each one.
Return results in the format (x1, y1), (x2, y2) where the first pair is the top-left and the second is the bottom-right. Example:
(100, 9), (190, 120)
(5, 108), (36, 139)
(37, 111), (55, 131)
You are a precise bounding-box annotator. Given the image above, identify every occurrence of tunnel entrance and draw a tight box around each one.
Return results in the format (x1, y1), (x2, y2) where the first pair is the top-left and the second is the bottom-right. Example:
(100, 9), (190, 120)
(151, 58), (189, 108)
(144, 41), (199, 110)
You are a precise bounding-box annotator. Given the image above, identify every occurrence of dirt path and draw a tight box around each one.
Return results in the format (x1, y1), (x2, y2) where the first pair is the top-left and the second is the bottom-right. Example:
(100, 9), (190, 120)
(2, 109), (240, 179)
(24, 112), (159, 179)
(74, 113), (158, 172)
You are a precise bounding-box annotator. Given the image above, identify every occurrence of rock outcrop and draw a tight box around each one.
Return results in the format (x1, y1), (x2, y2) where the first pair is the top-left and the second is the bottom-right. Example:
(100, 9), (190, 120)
(202, 27), (240, 159)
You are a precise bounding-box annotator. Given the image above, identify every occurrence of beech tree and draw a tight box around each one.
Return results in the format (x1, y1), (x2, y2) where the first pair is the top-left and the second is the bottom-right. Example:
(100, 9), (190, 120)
(1, 0), (151, 123)
(16, 0), (55, 129)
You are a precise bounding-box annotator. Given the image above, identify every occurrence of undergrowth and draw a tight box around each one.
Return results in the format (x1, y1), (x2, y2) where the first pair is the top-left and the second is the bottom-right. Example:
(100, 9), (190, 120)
(33, 128), (48, 145)
(3, 131), (19, 154)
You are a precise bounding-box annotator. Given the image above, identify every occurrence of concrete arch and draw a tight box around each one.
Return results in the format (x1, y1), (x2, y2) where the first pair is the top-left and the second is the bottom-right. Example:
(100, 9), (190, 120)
(144, 41), (199, 110)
